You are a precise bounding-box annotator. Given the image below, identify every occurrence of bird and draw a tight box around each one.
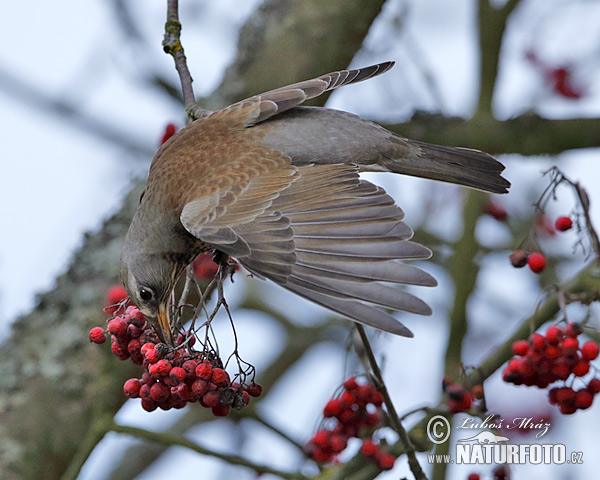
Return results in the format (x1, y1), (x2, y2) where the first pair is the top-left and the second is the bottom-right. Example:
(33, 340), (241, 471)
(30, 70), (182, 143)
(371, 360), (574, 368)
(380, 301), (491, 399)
(120, 61), (510, 345)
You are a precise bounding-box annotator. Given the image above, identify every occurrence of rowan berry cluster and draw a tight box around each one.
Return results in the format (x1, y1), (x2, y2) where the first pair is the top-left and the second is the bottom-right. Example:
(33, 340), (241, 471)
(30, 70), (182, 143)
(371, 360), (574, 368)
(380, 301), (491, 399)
(90, 287), (262, 416)
(509, 215), (573, 274)
(503, 323), (600, 414)
(305, 377), (395, 470)
(442, 377), (482, 413)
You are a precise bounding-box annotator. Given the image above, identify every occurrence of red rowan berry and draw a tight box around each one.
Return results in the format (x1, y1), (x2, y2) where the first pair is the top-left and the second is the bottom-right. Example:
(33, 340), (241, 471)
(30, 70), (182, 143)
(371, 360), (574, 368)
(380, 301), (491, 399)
(545, 326), (562, 343)
(343, 377), (359, 390)
(169, 367), (186, 384)
(555, 216), (573, 232)
(324, 399), (343, 417)
(468, 474), (481, 480)
(246, 383), (263, 397)
(587, 378), (600, 394)
(512, 340), (529, 356)
(123, 378), (142, 398)
(195, 361), (212, 380)
(573, 361), (590, 377)
(581, 341), (599, 361)
(361, 439), (378, 456)
(562, 337), (579, 350)
(108, 317), (128, 337)
(212, 404), (230, 417)
(576, 389), (593, 409)
(211, 368), (230, 386)
(89, 327), (106, 344)
(376, 452), (395, 470)
(150, 382), (170, 402)
(528, 252), (546, 273)
(203, 390), (220, 407)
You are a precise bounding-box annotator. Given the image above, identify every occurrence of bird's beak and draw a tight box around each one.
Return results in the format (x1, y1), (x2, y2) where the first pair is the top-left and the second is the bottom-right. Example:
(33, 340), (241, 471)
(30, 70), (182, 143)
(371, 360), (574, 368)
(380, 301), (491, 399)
(156, 302), (174, 345)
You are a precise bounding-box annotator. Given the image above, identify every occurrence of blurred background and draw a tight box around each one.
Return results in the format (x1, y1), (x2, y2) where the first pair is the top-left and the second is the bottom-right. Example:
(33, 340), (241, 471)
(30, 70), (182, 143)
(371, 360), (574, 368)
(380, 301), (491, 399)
(1, 0), (600, 479)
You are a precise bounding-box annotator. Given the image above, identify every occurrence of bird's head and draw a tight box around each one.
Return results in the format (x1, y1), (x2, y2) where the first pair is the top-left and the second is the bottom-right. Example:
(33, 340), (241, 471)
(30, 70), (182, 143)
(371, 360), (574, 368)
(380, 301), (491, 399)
(120, 250), (187, 345)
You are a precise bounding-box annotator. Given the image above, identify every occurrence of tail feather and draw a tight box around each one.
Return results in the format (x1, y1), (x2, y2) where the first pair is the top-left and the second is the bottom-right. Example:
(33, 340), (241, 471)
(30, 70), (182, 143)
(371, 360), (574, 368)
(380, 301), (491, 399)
(383, 137), (510, 194)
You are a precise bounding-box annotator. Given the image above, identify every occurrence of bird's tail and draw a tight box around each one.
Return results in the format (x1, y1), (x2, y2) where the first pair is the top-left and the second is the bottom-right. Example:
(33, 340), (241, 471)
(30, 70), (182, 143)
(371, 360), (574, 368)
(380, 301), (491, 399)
(381, 137), (510, 194)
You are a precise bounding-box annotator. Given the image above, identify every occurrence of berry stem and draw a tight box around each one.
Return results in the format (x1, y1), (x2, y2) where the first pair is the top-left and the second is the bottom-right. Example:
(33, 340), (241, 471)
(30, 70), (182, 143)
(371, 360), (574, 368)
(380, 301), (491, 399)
(355, 324), (428, 480)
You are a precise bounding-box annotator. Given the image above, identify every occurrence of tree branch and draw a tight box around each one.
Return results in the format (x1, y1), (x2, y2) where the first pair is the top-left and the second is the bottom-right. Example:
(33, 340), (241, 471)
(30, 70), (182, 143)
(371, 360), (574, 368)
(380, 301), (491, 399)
(162, 0), (197, 109)
(476, 0), (522, 116)
(355, 325), (427, 480)
(383, 114), (600, 155)
(110, 422), (306, 479)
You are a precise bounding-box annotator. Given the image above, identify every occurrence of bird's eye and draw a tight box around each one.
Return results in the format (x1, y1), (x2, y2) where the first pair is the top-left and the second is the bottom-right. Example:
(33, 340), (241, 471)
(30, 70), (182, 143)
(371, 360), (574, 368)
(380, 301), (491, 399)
(139, 288), (153, 301)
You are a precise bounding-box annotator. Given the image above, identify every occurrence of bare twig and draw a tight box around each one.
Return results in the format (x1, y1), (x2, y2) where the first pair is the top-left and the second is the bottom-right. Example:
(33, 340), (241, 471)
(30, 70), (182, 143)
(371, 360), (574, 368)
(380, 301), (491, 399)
(110, 422), (307, 479)
(355, 325), (428, 480)
(163, 0), (197, 109)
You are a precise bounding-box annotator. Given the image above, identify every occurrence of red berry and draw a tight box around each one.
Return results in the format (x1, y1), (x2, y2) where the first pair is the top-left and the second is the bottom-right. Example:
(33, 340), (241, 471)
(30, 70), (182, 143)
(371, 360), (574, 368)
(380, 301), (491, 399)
(160, 123), (177, 145)
(581, 341), (600, 361)
(140, 342), (155, 355)
(370, 390), (383, 407)
(123, 378), (142, 398)
(361, 440), (378, 456)
(88, 327), (106, 344)
(484, 202), (508, 221)
(555, 216), (573, 232)
(340, 391), (355, 406)
(512, 340), (529, 356)
(343, 377), (359, 390)
(195, 361), (213, 380)
(365, 411), (381, 427)
(191, 379), (210, 397)
(212, 404), (231, 417)
(562, 337), (579, 350)
(530, 333), (546, 350)
(377, 452), (395, 470)
(246, 382), (262, 397)
(312, 449), (331, 463)
(545, 326), (562, 343)
(324, 399), (343, 418)
(468, 474), (481, 480)
(181, 360), (199, 378)
(211, 368), (230, 386)
(573, 361), (590, 377)
(106, 285), (128, 306)
(509, 250), (529, 268)
(169, 367), (186, 384)
(528, 252), (546, 273)
(329, 435), (346, 453)
(576, 389), (593, 409)
(587, 378), (600, 394)
(108, 317), (128, 337)
(312, 430), (329, 449)
(203, 390), (220, 407)
(150, 382), (170, 402)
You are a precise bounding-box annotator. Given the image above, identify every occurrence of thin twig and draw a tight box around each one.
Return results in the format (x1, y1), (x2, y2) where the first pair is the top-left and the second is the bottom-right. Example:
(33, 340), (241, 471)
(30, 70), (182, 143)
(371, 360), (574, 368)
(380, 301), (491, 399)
(163, 0), (196, 108)
(110, 422), (307, 479)
(355, 325), (428, 480)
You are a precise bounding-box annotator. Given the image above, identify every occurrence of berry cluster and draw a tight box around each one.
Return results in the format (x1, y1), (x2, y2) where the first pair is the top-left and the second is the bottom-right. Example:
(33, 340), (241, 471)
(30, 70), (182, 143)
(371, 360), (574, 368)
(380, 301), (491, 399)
(305, 377), (395, 470)
(503, 323), (600, 414)
(91, 287), (262, 416)
(509, 215), (573, 274)
(442, 376), (482, 413)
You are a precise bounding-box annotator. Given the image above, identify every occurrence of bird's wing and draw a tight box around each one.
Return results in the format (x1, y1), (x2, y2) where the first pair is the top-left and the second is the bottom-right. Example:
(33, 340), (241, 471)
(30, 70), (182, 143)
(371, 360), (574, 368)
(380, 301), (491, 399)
(179, 147), (301, 282)
(207, 62), (394, 128)
(182, 161), (436, 337)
